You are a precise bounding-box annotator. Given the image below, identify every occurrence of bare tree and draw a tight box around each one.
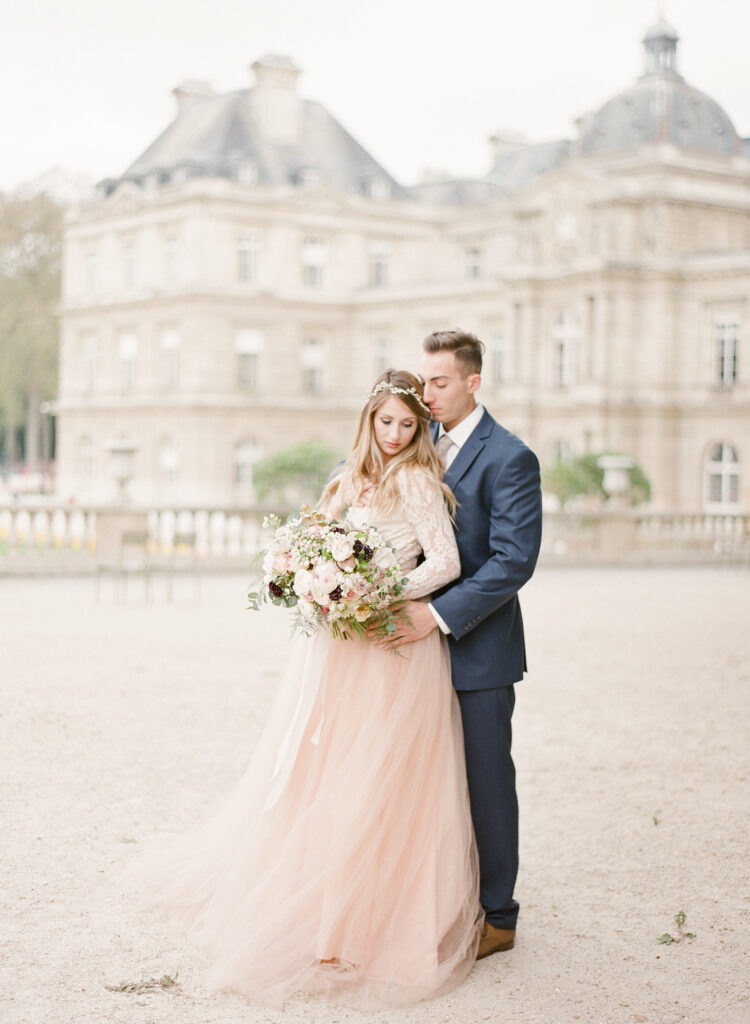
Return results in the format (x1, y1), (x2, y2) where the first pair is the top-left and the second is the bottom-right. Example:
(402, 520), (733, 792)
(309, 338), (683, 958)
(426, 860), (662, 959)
(0, 192), (62, 473)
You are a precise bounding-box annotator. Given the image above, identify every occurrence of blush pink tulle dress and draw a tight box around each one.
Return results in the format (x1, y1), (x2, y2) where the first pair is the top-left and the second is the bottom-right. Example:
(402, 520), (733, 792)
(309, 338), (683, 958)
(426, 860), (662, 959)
(123, 467), (483, 1008)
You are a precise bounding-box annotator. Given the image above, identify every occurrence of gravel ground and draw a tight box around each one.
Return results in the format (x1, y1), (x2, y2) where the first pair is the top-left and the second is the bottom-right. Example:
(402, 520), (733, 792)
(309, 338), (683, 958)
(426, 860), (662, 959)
(1, 567), (749, 1024)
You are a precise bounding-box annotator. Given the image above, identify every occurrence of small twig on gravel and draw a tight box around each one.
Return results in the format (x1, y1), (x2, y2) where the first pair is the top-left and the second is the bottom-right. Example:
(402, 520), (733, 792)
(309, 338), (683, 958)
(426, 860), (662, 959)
(106, 972), (180, 993)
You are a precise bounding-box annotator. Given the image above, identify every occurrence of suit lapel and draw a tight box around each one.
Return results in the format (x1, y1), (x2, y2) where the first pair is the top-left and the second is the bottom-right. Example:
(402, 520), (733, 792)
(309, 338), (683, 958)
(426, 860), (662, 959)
(444, 409), (494, 489)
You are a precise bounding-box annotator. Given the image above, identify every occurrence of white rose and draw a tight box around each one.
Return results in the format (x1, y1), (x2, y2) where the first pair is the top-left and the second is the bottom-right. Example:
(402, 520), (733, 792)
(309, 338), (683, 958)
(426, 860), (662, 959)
(329, 534), (354, 562)
(337, 554), (357, 573)
(297, 597), (315, 619)
(293, 568), (314, 600)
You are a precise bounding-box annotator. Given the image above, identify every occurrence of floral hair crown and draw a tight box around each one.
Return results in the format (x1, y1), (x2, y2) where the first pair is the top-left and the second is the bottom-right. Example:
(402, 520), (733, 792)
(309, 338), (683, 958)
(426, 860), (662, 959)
(364, 380), (430, 414)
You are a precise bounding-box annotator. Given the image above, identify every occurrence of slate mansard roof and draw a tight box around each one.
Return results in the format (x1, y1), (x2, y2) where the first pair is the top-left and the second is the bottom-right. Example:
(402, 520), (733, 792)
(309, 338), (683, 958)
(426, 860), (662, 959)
(100, 27), (745, 208)
(100, 58), (410, 200)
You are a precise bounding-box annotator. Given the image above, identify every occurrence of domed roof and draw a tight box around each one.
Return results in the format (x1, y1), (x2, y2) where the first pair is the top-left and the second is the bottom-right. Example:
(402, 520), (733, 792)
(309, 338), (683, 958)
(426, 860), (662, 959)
(643, 17), (678, 43)
(580, 20), (741, 158)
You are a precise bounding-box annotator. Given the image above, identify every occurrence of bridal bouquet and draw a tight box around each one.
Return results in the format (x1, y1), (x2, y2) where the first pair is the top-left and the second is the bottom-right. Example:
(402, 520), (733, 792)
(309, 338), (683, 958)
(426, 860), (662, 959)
(247, 506), (408, 640)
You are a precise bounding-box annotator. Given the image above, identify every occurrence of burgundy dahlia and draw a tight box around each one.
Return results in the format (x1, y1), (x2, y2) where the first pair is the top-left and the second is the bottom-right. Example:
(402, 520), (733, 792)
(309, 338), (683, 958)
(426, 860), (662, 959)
(268, 581), (284, 598)
(329, 585), (343, 602)
(361, 544), (374, 562)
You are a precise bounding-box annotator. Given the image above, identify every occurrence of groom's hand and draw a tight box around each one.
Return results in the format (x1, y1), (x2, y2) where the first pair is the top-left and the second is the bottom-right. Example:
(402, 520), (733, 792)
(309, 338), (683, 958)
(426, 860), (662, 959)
(381, 601), (438, 648)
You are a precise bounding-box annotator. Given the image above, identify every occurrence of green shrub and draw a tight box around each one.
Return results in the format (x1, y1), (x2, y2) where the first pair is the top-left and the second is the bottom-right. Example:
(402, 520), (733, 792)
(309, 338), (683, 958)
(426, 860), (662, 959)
(542, 452), (651, 507)
(253, 441), (342, 505)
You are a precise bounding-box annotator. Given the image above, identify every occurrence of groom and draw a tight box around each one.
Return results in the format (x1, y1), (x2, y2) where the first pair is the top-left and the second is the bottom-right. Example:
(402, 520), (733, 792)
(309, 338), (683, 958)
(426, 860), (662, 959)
(390, 329), (542, 959)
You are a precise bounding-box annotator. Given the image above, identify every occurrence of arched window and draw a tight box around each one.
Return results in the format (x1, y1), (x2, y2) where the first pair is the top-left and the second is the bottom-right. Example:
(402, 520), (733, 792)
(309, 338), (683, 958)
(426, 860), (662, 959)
(551, 310), (579, 387)
(704, 443), (740, 508)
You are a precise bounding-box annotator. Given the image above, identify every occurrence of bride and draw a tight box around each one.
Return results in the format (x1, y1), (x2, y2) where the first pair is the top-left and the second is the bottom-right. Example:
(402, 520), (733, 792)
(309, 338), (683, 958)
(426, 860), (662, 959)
(125, 369), (483, 1008)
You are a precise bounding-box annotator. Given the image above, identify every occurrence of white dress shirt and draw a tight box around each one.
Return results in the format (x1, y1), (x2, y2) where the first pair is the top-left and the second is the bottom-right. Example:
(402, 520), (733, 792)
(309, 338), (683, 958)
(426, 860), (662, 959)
(428, 404), (485, 635)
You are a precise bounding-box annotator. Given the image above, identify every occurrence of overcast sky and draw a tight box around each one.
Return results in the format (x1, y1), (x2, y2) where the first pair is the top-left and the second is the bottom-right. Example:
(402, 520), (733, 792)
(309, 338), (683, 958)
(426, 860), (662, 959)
(2, 0), (748, 191)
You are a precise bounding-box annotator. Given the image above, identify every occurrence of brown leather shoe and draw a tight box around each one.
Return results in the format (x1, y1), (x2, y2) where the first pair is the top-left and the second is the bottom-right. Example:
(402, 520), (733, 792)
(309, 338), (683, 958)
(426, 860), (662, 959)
(477, 922), (515, 959)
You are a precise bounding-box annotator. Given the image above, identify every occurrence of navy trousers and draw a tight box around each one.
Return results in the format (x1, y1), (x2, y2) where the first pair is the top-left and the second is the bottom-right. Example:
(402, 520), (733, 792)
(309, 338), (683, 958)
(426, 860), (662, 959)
(456, 685), (519, 930)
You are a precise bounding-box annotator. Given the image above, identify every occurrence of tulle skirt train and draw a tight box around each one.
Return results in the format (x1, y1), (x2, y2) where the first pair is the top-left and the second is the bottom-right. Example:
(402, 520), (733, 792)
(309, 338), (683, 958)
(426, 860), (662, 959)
(123, 627), (482, 1008)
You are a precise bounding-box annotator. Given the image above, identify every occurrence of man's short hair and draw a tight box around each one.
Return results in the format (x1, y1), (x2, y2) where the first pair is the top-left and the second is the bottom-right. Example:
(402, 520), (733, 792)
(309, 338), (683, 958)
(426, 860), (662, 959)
(423, 329), (484, 376)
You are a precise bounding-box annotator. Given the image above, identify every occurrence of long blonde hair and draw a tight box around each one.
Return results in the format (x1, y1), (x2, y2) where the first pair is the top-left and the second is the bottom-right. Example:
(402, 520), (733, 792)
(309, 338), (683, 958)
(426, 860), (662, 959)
(320, 368), (456, 516)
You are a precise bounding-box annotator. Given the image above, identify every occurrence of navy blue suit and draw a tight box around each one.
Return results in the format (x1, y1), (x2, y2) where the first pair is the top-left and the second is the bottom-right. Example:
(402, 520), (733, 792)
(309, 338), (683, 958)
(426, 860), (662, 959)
(432, 409), (542, 929)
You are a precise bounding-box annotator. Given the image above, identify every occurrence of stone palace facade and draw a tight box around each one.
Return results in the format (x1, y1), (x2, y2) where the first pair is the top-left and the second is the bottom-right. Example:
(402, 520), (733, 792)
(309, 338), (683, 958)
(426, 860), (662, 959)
(56, 21), (750, 511)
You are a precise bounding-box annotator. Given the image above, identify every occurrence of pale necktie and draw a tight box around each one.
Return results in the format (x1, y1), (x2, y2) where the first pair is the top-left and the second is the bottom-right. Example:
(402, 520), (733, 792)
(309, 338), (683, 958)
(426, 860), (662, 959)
(435, 432), (456, 471)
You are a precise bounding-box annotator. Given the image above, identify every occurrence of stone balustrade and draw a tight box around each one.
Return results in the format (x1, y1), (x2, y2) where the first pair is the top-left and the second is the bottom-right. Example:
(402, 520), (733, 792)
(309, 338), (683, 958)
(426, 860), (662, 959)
(541, 508), (750, 563)
(0, 502), (748, 573)
(0, 504), (278, 573)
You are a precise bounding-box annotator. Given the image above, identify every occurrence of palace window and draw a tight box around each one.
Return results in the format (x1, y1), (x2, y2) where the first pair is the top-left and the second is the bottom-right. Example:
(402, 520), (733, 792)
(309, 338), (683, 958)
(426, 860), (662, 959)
(238, 234), (260, 285)
(159, 438), (179, 491)
(160, 328), (180, 390)
(237, 161), (258, 185)
(546, 440), (574, 466)
(235, 329), (263, 391)
(302, 338), (326, 394)
(164, 234), (178, 287)
(369, 242), (390, 288)
(551, 310), (579, 387)
(80, 436), (95, 484)
(361, 175), (391, 200)
(372, 337), (389, 377)
(83, 249), (97, 300)
(466, 246), (482, 280)
(118, 332), (137, 392)
(234, 438), (259, 488)
(82, 335), (97, 393)
(490, 330), (508, 385)
(704, 443), (740, 508)
(122, 240), (135, 292)
(302, 239), (325, 289)
(714, 316), (739, 387)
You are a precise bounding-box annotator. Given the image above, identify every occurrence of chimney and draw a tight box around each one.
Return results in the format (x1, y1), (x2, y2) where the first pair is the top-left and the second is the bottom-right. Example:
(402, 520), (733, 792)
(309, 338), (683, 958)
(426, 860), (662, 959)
(489, 131), (528, 164)
(172, 79), (215, 114)
(250, 54), (301, 144)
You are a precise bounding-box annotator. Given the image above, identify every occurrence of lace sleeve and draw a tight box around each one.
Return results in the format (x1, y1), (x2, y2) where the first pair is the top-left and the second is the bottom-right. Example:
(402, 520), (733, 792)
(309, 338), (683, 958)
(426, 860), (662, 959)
(398, 469), (460, 601)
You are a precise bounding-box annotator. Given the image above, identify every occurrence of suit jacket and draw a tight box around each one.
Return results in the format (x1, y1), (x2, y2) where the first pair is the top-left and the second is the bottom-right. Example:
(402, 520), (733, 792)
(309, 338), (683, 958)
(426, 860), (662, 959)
(431, 410), (542, 690)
